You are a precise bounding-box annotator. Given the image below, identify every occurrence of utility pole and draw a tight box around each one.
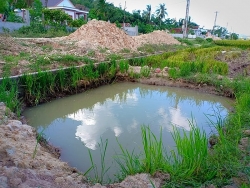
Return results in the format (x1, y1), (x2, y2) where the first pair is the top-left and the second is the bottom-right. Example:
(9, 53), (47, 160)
(123, 1), (127, 28)
(212, 11), (218, 35)
(183, 0), (190, 38)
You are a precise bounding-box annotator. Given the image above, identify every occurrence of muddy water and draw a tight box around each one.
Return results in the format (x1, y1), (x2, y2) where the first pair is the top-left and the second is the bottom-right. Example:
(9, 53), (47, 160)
(23, 82), (234, 182)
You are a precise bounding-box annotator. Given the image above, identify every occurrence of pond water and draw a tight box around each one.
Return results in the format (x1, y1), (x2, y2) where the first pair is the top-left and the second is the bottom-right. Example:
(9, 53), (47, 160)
(23, 82), (234, 182)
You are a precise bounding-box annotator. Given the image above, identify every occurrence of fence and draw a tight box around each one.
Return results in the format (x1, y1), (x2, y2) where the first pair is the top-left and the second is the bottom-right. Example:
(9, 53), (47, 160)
(0, 22), (29, 33)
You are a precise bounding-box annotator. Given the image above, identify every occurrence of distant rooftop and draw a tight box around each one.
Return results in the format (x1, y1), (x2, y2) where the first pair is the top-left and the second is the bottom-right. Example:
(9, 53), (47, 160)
(40, 0), (63, 7)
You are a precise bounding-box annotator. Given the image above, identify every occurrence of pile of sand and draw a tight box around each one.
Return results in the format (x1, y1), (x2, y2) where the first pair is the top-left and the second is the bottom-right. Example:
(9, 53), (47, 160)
(133, 30), (181, 46)
(67, 19), (137, 52)
(67, 20), (180, 52)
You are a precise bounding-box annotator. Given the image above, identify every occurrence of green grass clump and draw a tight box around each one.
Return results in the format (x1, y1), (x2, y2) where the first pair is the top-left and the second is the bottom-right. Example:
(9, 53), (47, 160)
(118, 60), (129, 73)
(214, 40), (250, 49)
(88, 138), (110, 184)
(140, 66), (151, 78)
(115, 123), (210, 185)
(0, 78), (21, 116)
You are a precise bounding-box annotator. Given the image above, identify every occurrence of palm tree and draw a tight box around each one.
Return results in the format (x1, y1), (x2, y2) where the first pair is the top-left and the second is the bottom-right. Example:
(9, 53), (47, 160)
(146, 5), (151, 23)
(155, 3), (168, 26)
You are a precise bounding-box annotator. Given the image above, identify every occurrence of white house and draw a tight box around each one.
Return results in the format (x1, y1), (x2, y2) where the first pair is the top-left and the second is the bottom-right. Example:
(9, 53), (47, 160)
(41, 0), (89, 20)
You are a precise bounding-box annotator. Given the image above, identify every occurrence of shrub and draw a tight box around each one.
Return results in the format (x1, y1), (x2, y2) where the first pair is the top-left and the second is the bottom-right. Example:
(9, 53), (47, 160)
(195, 37), (205, 43)
(206, 38), (213, 42)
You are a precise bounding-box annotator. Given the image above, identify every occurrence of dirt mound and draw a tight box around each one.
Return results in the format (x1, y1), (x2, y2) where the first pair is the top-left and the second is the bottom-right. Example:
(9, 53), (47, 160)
(133, 30), (181, 46)
(67, 20), (180, 52)
(67, 19), (137, 52)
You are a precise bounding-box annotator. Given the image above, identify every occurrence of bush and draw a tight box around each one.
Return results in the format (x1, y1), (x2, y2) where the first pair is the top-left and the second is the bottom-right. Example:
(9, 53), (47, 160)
(206, 38), (213, 42)
(70, 17), (87, 27)
(6, 12), (24, 23)
(195, 37), (205, 43)
(176, 37), (194, 46)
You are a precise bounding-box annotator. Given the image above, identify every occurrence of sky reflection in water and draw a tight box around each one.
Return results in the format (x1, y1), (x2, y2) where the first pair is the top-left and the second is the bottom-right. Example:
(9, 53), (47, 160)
(23, 82), (234, 180)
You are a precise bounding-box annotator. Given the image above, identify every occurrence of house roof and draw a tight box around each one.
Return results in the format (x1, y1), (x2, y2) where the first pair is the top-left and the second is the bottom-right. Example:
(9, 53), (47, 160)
(41, 0), (63, 7)
(48, 6), (89, 14)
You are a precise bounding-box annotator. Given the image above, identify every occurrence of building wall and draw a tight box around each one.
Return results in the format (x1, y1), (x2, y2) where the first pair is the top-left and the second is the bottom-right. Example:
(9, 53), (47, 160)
(15, 9), (30, 24)
(123, 26), (138, 36)
(171, 34), (197, 39)
(57, 0), (75, 8)
(64, 10), (75, 19)
(0, 22), (29, 33)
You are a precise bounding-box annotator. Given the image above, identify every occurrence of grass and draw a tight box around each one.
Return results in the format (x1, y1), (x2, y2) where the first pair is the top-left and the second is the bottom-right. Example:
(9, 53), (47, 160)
(140, 66), (151, 78)
(214, 40), (250, 49)
(87, 138), (111, 184)
(137, 44), (186, 54)
(0, 78), (21, 116)
(32, 129), (45, 159)
(114, 122), (212, 186)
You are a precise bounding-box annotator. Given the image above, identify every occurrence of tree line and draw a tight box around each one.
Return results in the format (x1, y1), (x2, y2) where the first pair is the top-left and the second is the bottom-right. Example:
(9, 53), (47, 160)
(2, 0), (238, 39)
(1, 0), (200, 34)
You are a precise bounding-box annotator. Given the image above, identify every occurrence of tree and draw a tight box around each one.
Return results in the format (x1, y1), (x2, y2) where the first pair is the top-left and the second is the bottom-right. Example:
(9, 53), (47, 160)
(230, 33), (239, 40)
(164, 18), (178, 30)
(43, 9), (72, 26)
(29, 0), (43, 22)
(94, 0), (109, 20)
(213, 26), (228, 38)
(0, 0), (8, 13)
(155, 3), (168, 26)
(146, 5), (151, 23)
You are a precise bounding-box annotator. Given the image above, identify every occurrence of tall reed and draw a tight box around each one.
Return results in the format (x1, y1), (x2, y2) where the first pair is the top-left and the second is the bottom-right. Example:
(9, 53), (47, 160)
(87, 138), (110, 184)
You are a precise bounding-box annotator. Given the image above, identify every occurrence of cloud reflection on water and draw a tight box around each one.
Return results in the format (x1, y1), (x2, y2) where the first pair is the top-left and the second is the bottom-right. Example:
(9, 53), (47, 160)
(71, 89), (192, 150)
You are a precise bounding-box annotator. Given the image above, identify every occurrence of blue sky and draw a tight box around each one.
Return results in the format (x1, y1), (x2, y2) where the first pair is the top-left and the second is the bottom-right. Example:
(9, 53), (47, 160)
(109, 0), (250, 36)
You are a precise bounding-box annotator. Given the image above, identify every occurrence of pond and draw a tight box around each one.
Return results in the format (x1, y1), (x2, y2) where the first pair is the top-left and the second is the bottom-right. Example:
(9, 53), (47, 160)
(23, 82), (234, 182)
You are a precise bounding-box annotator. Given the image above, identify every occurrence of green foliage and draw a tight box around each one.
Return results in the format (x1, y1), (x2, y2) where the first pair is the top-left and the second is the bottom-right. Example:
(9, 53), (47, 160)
(0, 0), (8, 13)
(115, 123), (210, 184)
(0, 78), (21, 116)
(97, 62), (109, 77)
(230, 33), (239, 40)
(87, 138), (110, 184)
(141, 126), (165, 173)
(168, 68), (179, 79)
(138, 23), (154, 33)
(195, 37), (205, 44)
(170, 123), (210, 181)
(206, 38), (213, 42)
(71, 0), (95, 9)
(214, 40), (250, 48)
(118, 60), (129, 73)
(70, 17), (87, 27)
(115, 138), (142, 179)
(6, 12), (23, 23)
(140, 66), (151, 77)
(29, 0), (43, 22)
(176, 37), (194, 46)
(43, 9), (72, 26)
(137, 46), (228, 76)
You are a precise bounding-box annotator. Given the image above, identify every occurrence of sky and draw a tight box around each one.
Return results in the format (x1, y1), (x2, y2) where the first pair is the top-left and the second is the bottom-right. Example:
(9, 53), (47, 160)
(108, 0), (250, 36)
